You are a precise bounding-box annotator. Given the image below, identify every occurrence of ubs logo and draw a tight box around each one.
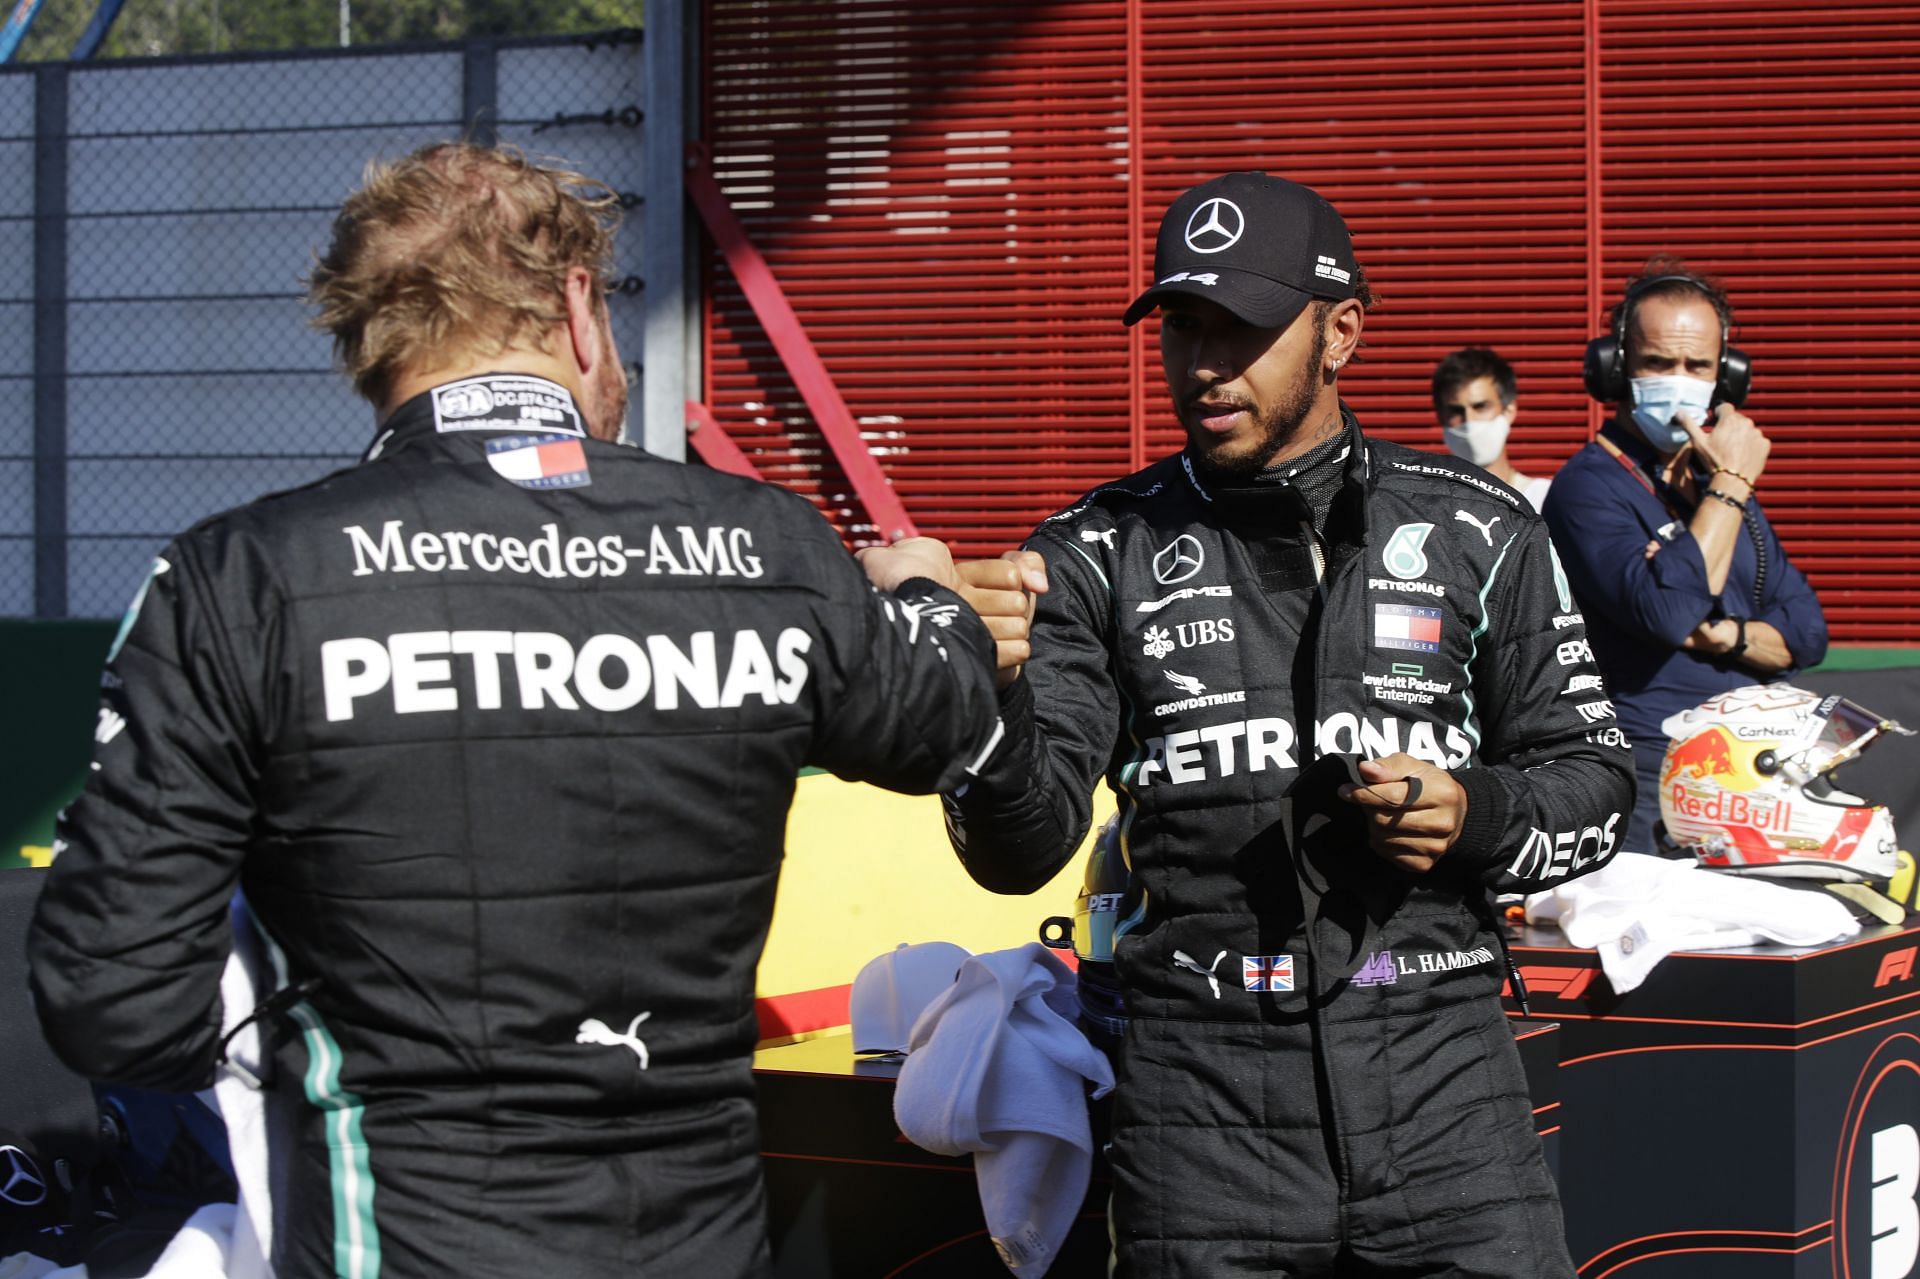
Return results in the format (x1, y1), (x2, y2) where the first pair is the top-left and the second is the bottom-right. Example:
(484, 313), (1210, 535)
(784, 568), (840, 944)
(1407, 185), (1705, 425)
(1835, 1033), (1920, 1277)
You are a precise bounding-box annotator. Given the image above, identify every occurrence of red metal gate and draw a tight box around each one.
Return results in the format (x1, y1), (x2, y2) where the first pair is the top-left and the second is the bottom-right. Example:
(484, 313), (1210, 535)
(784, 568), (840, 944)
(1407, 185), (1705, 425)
(701, 0), (1920, 643)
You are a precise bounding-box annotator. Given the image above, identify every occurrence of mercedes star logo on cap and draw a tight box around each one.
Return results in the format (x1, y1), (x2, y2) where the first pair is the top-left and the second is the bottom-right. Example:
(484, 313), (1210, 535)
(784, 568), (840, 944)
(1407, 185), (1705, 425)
(0, 1146), (47, 1207)
(1183, 198), (1245, 254)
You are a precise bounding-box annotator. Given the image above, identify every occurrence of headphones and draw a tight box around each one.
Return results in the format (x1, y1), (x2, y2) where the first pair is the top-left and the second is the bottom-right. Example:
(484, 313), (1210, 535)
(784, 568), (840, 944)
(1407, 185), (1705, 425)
(1583, 274), (1751, 408)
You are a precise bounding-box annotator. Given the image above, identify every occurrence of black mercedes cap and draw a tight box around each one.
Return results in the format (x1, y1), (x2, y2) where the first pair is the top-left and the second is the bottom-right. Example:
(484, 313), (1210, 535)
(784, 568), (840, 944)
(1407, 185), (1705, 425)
(1123, 172), (1358, 328)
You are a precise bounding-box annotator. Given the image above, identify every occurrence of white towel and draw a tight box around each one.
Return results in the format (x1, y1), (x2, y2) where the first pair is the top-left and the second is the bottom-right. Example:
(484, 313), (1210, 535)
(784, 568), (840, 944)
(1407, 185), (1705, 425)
(1525, 852), (1859, 992)
(202, 900), (278, 1279)
(894, 944), (1114, 1277)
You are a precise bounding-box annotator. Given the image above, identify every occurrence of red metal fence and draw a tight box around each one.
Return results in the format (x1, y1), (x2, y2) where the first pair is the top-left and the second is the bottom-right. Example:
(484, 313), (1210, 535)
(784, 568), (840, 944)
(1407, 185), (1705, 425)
(701, 0), (1920, 643)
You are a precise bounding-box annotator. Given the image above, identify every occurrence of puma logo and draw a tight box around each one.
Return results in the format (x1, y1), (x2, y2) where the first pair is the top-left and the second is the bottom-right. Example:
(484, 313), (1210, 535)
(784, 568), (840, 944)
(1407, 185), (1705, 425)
(576, 1012), (652, 1069)
(1172, 949), (1227, 1000)
(1454, 510), (1501, 546)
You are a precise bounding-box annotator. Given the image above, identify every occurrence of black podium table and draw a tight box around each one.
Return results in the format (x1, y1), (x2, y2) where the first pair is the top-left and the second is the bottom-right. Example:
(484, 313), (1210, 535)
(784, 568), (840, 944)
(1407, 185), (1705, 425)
(754, 1021), (1562, 1277)
(1504, 921), (1920, 1277)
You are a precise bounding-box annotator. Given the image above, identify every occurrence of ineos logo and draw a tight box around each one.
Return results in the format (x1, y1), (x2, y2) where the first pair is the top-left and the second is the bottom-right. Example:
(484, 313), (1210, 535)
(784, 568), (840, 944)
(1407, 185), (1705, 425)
(0, 1146), (46, 1207)
(1153, 535), (1204, 585)
(1183, 198), (1245, 254)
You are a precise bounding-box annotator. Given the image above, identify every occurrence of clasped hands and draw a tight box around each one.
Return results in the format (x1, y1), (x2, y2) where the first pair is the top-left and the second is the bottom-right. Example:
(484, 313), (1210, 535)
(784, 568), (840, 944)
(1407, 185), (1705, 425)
(854, 541), (1047, 689)
(856, 537), (1465, 871)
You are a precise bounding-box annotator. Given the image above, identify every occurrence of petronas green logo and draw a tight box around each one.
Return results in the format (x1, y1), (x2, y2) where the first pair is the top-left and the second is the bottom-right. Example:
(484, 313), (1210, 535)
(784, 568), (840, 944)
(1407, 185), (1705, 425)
(1382, 523), (1433, 580)
(1548, 541), (1574, 612)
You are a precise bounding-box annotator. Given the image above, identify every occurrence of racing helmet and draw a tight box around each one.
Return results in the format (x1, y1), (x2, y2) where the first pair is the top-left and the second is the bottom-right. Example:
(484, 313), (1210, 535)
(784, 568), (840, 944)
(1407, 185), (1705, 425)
(1658, 684), (1912, 883)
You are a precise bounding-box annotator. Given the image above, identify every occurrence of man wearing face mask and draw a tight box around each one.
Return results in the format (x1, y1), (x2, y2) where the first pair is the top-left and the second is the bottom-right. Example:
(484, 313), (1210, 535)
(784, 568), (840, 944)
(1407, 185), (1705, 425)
(1432, 346), (1550, 511)
(1543, 258), (1827, 854)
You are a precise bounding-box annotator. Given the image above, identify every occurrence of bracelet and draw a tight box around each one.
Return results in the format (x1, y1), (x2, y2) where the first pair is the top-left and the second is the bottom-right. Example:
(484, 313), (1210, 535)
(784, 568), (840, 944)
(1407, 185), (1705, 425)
(1703, 487), (1747, 512)
(1725, 616), (1749, 661)
(1712, 465), (1757, 489)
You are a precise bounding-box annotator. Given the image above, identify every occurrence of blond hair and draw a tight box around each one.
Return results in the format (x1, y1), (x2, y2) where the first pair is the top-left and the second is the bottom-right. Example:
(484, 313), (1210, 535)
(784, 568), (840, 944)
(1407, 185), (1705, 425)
(308, 142), (621, 405)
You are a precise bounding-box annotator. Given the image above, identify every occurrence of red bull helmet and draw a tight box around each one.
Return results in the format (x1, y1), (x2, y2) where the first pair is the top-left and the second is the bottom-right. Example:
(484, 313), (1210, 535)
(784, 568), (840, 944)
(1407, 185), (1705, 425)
(1659, 684), (1912, 883)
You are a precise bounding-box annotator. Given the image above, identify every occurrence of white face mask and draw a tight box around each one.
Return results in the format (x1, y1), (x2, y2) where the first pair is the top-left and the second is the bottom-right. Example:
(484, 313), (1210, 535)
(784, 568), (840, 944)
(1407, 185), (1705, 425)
(1629, 375), (1715, 451)
(1442, 414), (1511, 468)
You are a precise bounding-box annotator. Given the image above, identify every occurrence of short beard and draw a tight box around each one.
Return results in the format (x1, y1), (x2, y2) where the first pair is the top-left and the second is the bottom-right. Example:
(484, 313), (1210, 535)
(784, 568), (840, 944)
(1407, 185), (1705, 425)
(1185, 317), (1330, 481)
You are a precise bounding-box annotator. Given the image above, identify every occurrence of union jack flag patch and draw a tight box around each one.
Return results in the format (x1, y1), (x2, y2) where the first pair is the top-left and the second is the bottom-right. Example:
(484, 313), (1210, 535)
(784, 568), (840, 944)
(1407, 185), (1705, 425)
(1243, 954), (1295, 992)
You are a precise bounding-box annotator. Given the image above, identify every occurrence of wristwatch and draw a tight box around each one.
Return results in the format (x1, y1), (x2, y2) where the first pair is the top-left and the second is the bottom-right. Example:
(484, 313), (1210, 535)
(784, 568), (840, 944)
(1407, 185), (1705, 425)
(1725, 617), (1749, 661)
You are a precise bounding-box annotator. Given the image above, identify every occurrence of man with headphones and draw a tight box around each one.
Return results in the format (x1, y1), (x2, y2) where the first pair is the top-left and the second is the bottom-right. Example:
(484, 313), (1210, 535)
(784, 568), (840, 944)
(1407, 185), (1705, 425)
(1543, 257), (1828, 854)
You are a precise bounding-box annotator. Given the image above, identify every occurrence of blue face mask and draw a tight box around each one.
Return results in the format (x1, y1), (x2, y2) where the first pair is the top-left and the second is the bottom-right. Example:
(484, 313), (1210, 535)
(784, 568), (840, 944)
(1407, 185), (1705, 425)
(1628, 375), (1715, 451)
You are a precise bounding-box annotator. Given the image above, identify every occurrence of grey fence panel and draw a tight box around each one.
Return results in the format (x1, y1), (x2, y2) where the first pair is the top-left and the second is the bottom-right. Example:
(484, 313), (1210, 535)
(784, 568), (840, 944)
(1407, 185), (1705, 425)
(0, 72), (31, 615)
(65, 55), (464, 134)
(68, 208), (336, 299)
(58, 52), (470, 617)
(3, 34), (652, 619)
(495, 37), (647, 445)
(66, 374), (367, 456)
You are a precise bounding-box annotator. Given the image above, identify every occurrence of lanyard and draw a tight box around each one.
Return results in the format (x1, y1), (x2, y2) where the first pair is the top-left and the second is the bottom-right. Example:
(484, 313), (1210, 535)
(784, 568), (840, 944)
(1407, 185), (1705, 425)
(1595, 432), (1690, 522)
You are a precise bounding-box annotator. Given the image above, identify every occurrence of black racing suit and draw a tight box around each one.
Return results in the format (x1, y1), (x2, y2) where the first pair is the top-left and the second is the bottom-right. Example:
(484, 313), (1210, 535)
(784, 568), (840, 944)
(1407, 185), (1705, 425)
(946, 412), (1634, 1276)
(29, 374), (1004, 1279)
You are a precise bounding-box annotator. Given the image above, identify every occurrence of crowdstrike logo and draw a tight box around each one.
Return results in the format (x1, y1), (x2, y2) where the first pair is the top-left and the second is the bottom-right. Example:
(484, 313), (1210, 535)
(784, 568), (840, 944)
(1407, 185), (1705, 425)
(1183, 198), (1245, 254)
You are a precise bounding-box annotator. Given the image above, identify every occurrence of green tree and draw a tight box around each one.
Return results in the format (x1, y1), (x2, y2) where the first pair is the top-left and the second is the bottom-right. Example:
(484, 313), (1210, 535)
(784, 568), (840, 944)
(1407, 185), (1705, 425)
(15, 0), (642, 62)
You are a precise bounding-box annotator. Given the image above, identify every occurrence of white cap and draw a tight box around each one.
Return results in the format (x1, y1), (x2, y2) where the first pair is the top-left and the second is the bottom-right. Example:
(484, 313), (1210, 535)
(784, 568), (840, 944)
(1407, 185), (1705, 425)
(849, 941), (971, 1055)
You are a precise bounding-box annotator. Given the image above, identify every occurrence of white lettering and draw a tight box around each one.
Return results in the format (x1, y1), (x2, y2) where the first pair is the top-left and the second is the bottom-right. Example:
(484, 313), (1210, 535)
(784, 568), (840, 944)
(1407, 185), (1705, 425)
(389, 630), (457, 714)
(443, 530), (472, 571)
(720, 629), (779, 707)
(775, 628), (812, 703)
(321, 637), (390, 722)
(514, 632), (578, 710)
(410, 531), (446, 573)
(731, 527), (765, 578)
(344, 521), (411, 576)
(564, 536), (600, 578)
(574, 634), (650, 711)
(470, 532), (502, 573)
(648, 632), (718, 709)
(1247, 718), (1296, 771)
(451, 631), (513, 708)
(679, 527), (737, 577)
(529, 524), (565, 579)
(320, 629), (813, 720)
(1874, 1123), (1920, 1279)
(647, 526), (688, 575)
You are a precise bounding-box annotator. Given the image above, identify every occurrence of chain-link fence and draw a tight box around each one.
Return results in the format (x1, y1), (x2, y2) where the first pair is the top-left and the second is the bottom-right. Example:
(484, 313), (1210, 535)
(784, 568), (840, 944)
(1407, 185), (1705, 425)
(1, 30), (648, 618)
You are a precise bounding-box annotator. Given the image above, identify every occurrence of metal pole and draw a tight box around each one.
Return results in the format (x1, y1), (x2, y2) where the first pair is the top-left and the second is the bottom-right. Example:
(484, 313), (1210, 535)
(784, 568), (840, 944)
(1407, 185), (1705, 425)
(462, 39), (497, 146)
(338, 0), (348, 48)
(641, 0), (692, 460)
(32, 65), (68, 618)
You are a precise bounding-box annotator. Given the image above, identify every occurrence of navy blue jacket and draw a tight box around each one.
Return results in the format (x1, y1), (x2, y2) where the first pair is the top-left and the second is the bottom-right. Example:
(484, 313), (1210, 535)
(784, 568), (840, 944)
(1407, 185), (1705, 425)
(1543, 422), (1827, 748)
